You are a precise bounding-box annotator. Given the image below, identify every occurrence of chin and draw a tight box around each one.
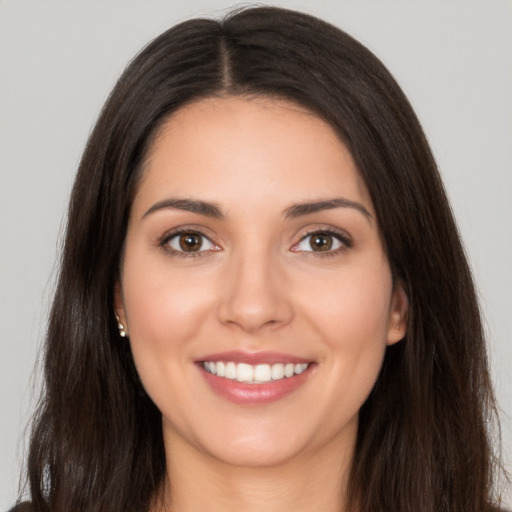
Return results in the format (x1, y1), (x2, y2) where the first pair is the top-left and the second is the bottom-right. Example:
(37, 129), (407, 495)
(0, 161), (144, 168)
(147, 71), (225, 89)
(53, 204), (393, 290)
(163, 411), (314, 469)
(206, 438), (307, 469)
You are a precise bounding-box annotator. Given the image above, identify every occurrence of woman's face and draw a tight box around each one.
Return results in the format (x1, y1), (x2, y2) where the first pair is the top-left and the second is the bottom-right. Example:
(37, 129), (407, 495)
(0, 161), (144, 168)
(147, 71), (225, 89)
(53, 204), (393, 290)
(116, 96), (407, 468)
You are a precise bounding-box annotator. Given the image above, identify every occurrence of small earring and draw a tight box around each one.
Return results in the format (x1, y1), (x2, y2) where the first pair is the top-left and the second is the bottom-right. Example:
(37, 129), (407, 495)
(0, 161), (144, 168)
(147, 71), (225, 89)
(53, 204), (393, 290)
(115, 314), (127, 338)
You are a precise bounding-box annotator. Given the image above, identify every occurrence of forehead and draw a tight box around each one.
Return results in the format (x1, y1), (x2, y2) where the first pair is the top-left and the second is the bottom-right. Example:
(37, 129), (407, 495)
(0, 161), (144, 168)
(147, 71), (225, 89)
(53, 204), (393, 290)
(133, 96), (373, 217)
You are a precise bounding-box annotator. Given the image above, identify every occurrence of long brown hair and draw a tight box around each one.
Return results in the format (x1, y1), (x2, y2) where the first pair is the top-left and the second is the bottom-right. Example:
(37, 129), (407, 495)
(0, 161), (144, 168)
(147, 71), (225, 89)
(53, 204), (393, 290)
(21, 6), (504, 512)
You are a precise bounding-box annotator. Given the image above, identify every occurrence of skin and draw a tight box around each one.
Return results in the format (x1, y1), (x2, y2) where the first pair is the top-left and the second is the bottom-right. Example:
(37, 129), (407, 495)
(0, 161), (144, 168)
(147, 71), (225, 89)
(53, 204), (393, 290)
(115, 96), (408, 512)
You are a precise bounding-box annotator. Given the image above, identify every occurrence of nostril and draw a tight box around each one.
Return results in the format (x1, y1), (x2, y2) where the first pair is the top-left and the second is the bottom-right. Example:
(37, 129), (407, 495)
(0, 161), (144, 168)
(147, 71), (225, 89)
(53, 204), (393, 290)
(216, 257), (294, 331)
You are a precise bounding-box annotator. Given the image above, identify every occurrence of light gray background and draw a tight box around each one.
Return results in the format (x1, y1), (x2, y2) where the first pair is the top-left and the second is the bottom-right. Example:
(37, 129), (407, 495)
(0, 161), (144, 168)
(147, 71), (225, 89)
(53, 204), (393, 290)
(1, 0), (511, 508)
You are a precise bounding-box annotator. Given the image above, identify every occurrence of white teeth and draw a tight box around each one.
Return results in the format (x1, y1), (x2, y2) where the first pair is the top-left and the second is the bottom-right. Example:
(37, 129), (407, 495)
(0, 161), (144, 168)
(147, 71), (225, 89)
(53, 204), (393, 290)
(271, 363), (285, 380)
(225, 362), (237, 380)
(295, 363), (308, 375)
(203, 361), (310, 383)
(236, 363), (254, 382)
(254, 364), (272, 382)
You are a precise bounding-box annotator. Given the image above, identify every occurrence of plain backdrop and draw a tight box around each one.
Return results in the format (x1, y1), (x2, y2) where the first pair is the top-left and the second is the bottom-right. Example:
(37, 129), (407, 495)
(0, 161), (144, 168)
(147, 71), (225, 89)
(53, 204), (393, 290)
(1, 0), (511, 508)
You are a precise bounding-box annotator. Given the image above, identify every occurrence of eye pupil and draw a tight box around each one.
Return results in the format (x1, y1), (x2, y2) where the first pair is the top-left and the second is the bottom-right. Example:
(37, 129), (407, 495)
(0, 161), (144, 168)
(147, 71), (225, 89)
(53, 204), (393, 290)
(179, 233), (202, 252)
(311, 234), (332, 251)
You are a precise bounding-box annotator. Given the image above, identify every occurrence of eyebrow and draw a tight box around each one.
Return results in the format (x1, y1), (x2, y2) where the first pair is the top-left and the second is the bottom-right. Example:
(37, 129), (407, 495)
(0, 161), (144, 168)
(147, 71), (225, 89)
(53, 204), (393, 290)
(142, 197), (373, 222)
(142, 198), (224, 219)
(283, 198), (373, 221)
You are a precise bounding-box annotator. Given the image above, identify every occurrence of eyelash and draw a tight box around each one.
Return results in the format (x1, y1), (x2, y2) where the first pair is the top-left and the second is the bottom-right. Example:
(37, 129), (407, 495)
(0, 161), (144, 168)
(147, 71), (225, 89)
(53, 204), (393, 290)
(292, 228), (352, 257)
(159, 227), (352, 258)
(159, 228), (218, 258)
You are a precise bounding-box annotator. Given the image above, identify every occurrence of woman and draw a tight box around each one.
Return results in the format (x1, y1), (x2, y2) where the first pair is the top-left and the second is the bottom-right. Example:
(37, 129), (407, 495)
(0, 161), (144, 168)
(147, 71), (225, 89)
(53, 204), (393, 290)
(11, 6), (506, 512)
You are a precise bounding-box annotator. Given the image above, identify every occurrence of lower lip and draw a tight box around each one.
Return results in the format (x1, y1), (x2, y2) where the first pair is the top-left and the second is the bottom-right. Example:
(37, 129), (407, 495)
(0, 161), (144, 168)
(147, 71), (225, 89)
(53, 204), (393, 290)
(198, 364), (314, 405)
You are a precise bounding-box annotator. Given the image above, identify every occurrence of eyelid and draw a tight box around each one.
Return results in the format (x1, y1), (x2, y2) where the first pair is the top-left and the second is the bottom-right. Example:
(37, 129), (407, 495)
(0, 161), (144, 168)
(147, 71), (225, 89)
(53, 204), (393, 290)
(158, 226), (221, 257)
(290, 227), (353, 254)
(156, 224), (352, 258)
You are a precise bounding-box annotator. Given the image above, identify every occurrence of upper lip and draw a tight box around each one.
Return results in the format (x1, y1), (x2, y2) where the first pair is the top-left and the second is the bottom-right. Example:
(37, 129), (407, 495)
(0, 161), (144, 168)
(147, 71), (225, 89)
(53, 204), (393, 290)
(196, 351), (313, 365)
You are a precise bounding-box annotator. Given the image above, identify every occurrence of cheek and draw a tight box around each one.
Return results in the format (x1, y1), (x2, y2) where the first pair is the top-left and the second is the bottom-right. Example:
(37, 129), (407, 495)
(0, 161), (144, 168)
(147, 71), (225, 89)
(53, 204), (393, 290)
(301, 261), (393, 348)
(296, 261), (392, 411)
(123, 257), (213, 343)
(121, 263), (222, 439)
(121, 256), (217, 400)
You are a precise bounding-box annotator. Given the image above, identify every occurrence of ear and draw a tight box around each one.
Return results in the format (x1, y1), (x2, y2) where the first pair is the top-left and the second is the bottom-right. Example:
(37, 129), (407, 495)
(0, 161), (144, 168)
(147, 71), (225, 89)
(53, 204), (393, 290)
(114, 281), (128, 332)
(386, 281), (408, 345)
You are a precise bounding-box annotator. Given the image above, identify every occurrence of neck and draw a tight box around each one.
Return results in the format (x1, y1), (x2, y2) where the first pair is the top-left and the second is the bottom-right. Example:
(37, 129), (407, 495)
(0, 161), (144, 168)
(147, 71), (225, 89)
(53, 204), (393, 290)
(155, 426), (355, 512)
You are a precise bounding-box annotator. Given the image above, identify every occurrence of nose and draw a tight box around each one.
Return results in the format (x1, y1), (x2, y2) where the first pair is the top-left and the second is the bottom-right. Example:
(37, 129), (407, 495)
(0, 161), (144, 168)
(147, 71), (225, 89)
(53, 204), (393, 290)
(217, 249), (294, 333)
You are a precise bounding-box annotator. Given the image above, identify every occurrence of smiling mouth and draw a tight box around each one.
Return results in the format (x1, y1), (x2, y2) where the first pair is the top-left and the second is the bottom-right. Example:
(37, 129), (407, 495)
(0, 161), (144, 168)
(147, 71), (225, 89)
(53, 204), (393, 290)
(198, 354), (315, 404)
(202, 361), (310, 384)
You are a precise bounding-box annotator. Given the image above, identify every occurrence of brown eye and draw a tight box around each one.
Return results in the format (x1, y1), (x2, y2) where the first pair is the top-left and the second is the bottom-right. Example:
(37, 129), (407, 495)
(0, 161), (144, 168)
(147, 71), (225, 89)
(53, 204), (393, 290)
(179, 233), (203, 252)
(293, 230), (347, 254)
(166, 231), (216, 254)
(310, 234), (333, 251)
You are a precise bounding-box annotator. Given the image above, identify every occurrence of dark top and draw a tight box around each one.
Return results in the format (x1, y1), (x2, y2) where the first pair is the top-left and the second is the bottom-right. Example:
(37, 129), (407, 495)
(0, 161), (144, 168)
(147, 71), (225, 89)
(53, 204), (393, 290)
(7, 503), (34, 512)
